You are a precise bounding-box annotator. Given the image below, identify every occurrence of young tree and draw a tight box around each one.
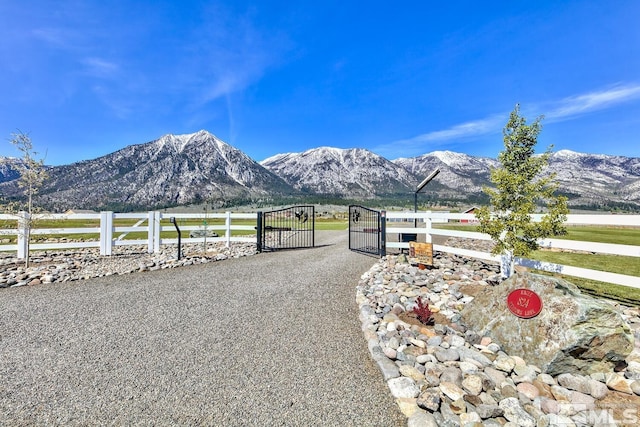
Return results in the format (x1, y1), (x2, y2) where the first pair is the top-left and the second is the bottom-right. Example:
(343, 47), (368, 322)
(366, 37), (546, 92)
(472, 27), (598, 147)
(8, 130), (49, 267)
(475, 104), (569, 277)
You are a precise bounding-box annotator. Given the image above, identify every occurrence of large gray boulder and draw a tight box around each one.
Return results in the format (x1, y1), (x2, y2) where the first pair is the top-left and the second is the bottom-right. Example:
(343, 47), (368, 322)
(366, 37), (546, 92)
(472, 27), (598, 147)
(461, 272), (634, 376)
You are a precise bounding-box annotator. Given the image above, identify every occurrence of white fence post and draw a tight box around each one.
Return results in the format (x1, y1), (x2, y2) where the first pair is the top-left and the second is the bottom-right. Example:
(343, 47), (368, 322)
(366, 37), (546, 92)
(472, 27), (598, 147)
(501, 250), (514, 278)
(425, 211), (432, 243)
(147, 211), (154, 253)
(225, 211), (231, 247)
(16, 211), (29, 260)
(153, 211), (161, 253)
(100, 211), (114, 256)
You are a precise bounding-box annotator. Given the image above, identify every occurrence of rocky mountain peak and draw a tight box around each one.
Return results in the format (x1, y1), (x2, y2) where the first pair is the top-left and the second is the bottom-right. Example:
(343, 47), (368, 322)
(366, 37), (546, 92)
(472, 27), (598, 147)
(260, 146), (416, 196)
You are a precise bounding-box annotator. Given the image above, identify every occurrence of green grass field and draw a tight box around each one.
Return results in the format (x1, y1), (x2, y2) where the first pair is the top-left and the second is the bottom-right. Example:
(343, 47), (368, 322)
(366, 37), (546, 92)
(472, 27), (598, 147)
(434, 223), (640, 303)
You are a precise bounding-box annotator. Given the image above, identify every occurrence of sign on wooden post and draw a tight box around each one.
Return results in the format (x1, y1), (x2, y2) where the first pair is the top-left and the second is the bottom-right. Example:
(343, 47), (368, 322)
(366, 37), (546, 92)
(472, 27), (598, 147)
(409, 241), (433, 266)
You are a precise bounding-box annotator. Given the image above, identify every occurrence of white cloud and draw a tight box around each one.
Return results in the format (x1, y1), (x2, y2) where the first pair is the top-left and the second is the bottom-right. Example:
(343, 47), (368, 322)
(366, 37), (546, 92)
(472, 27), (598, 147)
(380, 83), (640, 158)
(82, 57), (119, 78)
(189, 7), (289, 105)
(31, 27), (77, 49)
(395, 115), (505, 144)
(546, 84), (640, 121)
(373, 114), (506, 158)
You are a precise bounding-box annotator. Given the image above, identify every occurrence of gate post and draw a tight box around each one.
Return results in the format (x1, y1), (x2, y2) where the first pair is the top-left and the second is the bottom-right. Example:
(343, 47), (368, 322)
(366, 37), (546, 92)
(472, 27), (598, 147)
(256, 211), (263, 253)
(311, 208), (315, 248)
(380, 210), (387, 257)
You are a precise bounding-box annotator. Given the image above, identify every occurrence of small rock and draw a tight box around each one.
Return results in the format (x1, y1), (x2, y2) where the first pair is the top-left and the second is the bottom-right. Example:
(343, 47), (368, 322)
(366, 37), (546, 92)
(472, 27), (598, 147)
(501, 384), (518, 399)
(551, 385), (572, 402)
(407, 410), (438, 427)
(532, 379), (554, 399)
(449, 397), (466, 414)
(587, 378), (609, 399)
(558, 373), (591, 394)
(605, 373), (634, 394)
(480, 336), (492, 346)
(484, 366), (507, 387)
(499, 397), (536, 427)
(383, 347), (397, 360)
(516, 382), (540, 400)
(462, 374), (484, 396)
(439, 381), (465, 401)
(417, 388), (441, 412)
(540, 397), (560, 415)
(459, 411), (481, 425)
(476, 403), (503, 419)
(439, 367), (463, 386)
(435, 348), (460, 362)
(395, 397), (420, 417)
(494, 354), (516, 373)
(399, 365), (425, 382)
(377, 358), (400, 380)
(538, 373), (556, 385)
(388, 377), (420, 399)
(570, 390), (595, 411)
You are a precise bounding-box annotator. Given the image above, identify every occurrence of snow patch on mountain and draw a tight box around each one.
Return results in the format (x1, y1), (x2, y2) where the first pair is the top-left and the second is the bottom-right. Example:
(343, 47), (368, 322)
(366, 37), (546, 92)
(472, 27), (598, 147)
(261, 147), (416, 196)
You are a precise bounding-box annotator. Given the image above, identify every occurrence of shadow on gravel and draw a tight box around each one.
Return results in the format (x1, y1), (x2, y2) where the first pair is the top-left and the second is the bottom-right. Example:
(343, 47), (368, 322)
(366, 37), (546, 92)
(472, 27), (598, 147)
(261, 243), (335, 252)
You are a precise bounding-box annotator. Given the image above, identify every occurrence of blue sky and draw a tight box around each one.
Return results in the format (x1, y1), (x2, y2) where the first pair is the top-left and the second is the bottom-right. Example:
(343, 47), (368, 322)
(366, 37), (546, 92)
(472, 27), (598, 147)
(1, 1), (639, 166)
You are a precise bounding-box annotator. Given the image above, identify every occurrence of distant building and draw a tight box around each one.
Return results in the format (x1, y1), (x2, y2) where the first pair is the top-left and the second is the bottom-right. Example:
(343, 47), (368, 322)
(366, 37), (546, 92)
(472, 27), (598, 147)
(461, 206), (480, 224)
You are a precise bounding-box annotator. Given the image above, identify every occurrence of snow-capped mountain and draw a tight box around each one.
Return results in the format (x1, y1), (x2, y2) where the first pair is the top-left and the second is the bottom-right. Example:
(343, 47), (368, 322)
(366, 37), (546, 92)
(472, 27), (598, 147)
(393, 151), (499, 194)
(1, 130), (638, 211)
(0, 130), (293, 211)
(262, 146), (640, 208)
(547, 150), (640, 207)
(0, 157), (22, 184)
(391, 149), (640, 208)
(260, 147), (416, 197)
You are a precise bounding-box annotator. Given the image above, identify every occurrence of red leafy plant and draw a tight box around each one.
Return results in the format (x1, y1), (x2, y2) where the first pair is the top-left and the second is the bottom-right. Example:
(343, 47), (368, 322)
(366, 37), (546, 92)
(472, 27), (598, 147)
(412, 296), (434, 325)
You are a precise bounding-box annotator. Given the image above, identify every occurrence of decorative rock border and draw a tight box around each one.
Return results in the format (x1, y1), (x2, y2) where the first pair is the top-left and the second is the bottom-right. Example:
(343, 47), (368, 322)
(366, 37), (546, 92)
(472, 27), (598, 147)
(356, 253), (640, 426)
(0, 243), (257, 288)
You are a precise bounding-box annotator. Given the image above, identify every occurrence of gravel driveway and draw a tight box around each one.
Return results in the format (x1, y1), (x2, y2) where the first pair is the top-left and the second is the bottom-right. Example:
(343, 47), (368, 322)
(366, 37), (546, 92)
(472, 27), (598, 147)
(0, 231), (404, 426)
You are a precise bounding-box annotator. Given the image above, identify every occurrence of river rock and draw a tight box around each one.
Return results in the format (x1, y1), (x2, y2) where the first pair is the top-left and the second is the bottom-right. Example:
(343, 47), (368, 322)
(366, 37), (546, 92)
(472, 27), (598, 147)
(461, 272), (634, 376)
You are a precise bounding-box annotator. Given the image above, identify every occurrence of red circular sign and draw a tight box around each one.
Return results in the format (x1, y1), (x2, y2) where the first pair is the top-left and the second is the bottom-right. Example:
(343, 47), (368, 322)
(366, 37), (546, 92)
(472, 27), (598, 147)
(507, 288), (543, 319)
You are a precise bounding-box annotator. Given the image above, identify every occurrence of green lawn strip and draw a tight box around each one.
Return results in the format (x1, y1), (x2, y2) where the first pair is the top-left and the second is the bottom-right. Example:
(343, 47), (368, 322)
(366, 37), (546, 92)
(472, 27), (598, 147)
(552, 226), (640, 246)
(433, 223), (640, 245)
(531, 250), (640, 277)
(315, 220), (348, 230)
(531, 270), (640, 305)
(528, 250), (640, 304)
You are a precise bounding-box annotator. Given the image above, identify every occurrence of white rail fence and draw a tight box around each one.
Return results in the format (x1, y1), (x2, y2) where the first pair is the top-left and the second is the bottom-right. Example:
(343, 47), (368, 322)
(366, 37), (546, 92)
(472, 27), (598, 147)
(0, 211), (257, 258)
(1, 210), (639, 288)
(386, 212), (640, 289)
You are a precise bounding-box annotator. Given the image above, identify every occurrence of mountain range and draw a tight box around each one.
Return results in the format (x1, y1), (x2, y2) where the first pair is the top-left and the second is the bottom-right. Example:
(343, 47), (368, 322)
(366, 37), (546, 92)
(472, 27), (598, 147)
(1, 130), (639, 211)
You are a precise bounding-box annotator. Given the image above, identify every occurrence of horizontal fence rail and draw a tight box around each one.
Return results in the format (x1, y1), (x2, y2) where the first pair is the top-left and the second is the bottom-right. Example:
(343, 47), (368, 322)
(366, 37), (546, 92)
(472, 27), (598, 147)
(385, 211), (640, 289)
(0, 211), (258, 257)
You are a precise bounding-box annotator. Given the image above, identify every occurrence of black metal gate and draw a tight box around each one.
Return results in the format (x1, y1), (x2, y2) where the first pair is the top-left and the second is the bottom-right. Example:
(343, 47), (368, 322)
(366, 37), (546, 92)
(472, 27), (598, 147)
(257, 205), (315, 252)
(348, 205), (386, 256)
